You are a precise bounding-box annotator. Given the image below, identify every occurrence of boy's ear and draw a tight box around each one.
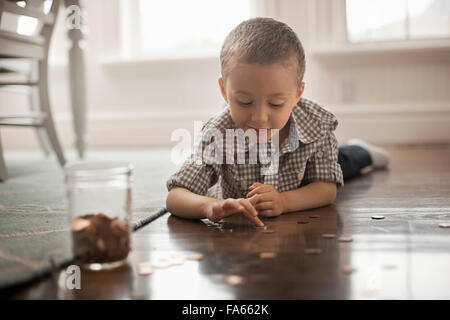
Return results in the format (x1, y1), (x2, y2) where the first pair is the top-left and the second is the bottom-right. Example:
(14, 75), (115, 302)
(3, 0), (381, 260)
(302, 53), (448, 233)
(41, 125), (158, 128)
(296, 81), (305, 102)
(218, 78), (229, 103)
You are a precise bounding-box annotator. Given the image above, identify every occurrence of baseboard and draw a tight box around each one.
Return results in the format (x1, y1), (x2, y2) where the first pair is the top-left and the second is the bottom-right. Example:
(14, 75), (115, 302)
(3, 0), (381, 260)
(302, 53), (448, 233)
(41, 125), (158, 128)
(2, 104), (450, 150)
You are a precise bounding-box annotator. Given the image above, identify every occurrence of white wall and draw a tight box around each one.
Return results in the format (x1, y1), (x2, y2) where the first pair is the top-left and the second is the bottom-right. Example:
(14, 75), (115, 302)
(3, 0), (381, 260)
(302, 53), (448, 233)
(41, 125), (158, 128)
(2, 0), (450, 151)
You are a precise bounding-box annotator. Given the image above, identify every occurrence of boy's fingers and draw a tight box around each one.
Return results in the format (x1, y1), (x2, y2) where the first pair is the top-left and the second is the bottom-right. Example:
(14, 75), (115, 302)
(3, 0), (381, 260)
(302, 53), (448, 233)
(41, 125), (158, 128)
(222, 199), (244, 214)
(246, 186), (271, 198)
(247, 193), (261, 205)
(249, 182), (263, 190)
(239, 199), (264, 227)
(255, 201), (274, 211)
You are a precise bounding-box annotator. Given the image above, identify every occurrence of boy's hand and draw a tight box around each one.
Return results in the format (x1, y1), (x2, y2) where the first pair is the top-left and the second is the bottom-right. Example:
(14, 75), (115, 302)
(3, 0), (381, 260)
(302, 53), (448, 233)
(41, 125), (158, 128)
(246, 182), (285, 217)
(204, 195), (264, 227)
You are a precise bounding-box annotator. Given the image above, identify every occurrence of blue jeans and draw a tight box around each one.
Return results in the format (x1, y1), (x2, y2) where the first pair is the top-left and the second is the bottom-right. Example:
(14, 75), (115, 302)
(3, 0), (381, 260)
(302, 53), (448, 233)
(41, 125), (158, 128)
(338, 145), (372, 181)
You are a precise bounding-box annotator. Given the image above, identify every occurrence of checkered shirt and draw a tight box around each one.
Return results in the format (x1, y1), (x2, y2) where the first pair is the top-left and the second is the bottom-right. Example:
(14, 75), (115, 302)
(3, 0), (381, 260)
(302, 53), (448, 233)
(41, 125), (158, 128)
(166, 97), (344, 199)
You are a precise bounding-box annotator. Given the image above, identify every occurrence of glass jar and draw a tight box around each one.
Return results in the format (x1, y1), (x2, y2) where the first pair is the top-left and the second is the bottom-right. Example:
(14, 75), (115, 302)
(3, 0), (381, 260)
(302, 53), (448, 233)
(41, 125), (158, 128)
(65, 161), (134, 270)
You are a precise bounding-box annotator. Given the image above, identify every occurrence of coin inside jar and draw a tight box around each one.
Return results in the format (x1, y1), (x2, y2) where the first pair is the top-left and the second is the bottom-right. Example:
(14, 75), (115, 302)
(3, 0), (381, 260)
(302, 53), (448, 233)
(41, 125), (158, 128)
(71, 213), (131, 264)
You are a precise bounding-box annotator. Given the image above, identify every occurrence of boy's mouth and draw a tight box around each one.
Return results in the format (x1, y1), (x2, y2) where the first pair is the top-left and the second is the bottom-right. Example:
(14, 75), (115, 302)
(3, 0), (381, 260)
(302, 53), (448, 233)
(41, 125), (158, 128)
(249, 126), (270, 135)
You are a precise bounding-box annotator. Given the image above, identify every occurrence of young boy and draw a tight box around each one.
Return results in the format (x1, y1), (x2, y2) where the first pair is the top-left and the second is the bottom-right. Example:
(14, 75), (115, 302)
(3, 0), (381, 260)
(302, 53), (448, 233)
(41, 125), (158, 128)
(166, 17), (389, 227)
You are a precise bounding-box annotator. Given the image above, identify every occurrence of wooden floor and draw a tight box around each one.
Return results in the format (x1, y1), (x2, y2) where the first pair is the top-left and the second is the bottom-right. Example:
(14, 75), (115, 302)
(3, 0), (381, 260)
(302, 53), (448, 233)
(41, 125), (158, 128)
(5, 145), (450, 299)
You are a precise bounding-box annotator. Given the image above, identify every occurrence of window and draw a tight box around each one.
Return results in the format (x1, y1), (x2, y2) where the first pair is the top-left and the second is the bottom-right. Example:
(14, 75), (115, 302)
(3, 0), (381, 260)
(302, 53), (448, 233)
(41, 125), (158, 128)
(120, 0), (253, 59)
(346, 0), (450, 43)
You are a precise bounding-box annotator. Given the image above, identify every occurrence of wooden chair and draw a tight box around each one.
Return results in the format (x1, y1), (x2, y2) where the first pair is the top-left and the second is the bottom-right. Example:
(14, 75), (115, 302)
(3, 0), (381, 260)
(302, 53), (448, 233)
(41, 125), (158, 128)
(0, 0), (65, 181)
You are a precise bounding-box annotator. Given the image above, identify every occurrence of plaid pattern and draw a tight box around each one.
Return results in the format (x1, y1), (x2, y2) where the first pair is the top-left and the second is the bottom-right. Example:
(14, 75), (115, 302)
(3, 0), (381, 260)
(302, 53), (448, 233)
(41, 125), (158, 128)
(166, 97), (344, 199)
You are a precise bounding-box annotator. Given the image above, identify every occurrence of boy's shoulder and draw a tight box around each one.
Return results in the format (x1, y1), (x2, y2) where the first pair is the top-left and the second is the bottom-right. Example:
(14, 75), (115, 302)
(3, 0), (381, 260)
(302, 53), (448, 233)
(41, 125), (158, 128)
(293, 97), (339, 132)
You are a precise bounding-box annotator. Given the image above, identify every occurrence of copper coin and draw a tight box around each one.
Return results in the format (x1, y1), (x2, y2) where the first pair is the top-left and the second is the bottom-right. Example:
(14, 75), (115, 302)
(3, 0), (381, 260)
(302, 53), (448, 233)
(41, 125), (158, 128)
(138, 262), (153, 275)
(309, 215), (320, 218)
(71, 218), (90, 232)
(439, 223), (450, 228)
(341, 266), (357, 274)
(262, 229), (275, 234)
(371, 215), (385, 220)
(259, 252), (277, 259)
(186, 253), (204, 261)
(304, 248), (322, 255)
(226, 275), (244, 286)
(338, 236), (353, 242)
(322, 233), (336, 239)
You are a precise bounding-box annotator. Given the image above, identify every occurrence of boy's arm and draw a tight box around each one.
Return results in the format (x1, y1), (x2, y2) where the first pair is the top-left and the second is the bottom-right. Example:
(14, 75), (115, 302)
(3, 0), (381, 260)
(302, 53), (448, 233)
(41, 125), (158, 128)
(280, 181), (337, 213)
(166, 186), (216, 219)
(166, 186), (264, 226)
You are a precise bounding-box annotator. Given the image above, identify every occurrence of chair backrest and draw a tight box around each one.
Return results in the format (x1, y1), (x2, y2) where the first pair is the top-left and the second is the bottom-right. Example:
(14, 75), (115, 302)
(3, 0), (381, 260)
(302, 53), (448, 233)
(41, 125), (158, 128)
(0, 0), (60, 59)
(0, 0), (60, 41)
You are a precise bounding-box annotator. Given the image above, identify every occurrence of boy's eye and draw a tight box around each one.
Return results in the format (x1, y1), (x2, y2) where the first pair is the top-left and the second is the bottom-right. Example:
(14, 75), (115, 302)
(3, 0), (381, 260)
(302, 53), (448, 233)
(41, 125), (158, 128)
(269, 103), (284, 108)
(238, 101), (252, 106)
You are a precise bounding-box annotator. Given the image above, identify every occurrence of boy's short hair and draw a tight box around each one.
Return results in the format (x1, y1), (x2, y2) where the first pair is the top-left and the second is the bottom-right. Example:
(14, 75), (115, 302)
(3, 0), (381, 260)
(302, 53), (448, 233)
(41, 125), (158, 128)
(220, 17), (305, 87)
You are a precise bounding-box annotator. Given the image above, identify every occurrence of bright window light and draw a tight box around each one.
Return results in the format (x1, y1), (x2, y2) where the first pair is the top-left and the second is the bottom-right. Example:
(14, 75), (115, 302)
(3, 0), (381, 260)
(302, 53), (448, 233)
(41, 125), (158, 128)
(138, 0), (251, 57)
(346, 0), (450, 43)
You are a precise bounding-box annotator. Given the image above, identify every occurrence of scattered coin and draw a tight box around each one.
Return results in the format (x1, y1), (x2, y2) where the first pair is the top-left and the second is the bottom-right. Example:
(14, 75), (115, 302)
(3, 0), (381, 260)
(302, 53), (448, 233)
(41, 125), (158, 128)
(259, 252), (277, 259)
(341, 266), (357, 274)
(371, 215), (385, 220)
(383, 264), (397, 270)
(361, 288), (379, 296)
(322, 233), (336, 239)
(226, 275), (244, 286)
(309, 215), (320, 218)
(186, 253), (204, 261)
(297, 221), (309, 224)
(262, 229), (275, 234)
(152, 257), (172, 268)
(71, 217), (90, 232)
(138, 262), (153, 275)
(304, 248), (322, 255)
(439, 223), (450, 228)
(338, 236), (353, 242)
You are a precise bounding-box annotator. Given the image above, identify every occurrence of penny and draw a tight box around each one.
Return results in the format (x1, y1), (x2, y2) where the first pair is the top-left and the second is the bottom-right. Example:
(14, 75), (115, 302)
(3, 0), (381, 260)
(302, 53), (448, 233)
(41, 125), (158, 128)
(322, 233), (336, 239)
(71, 218), (90, 232)
(439, 223), (450, 228)
(226, 275), (244, 286)
(186, 253), (204, 261)
(338, 236), (353, 242)
(304, 248), (322, 255)
(342, 266), (357, 274)
(138, 262), (153, 275)
(371, 215), (385, 220)
(259, 252), (277, 259)
(297, 221), (309, 224)
(383, 264), (397, 270)
(309, 215), (320, 218)
(152, 257), (172, 268)
(262, 229), (275, 234)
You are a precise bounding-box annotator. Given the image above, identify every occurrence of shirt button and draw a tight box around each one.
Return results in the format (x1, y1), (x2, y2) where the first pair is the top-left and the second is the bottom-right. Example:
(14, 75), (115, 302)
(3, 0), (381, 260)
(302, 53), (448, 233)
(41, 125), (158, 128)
(297, 172), (304, 180)
(241, 180), (247, 190)
(194, 159), (203, 167)
(316, 150), (324, 159)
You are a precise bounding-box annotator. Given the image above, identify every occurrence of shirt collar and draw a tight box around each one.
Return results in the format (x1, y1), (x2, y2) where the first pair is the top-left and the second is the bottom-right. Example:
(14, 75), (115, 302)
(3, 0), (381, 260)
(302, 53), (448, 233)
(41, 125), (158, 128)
(225, 100), (323, 154)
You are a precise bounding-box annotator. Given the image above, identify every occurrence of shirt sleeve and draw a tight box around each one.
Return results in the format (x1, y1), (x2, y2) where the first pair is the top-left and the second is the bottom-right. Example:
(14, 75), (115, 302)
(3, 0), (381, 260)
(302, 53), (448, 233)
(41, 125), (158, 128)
(166, 154), (219, 196)
(302, 125), (344, 188)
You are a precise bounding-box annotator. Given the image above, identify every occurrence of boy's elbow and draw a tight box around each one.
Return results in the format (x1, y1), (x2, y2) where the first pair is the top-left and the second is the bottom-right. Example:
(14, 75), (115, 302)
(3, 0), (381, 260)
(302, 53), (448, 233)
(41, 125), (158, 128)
(328, 183), (337, 204)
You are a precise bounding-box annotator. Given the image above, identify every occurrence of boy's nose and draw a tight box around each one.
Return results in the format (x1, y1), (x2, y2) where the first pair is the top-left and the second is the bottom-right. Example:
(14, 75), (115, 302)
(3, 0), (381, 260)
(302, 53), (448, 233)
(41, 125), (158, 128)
(251, 107), (269, 126)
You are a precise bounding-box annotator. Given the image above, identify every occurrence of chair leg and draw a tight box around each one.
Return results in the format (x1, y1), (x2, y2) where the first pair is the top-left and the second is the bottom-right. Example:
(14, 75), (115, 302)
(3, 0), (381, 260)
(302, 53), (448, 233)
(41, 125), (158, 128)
(38, 59), (66, 167)
(0, 131), (8, 182)
(29, 62), (51, 157)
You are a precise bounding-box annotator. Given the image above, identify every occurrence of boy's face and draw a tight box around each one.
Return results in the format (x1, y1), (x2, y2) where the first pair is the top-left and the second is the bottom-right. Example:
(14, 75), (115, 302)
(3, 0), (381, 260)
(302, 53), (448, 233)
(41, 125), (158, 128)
(219, 59), (304, 142)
